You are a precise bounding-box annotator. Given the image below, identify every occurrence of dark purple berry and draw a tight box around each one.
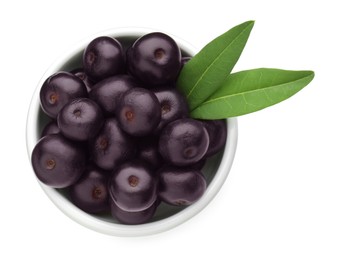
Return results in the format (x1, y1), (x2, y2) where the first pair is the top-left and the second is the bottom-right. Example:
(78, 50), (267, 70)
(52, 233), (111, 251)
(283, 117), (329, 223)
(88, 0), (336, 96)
(201, 120), (227, 157)
(110, 199), (160, 225)
(89, 75), (139, 116)
(153, 87), (189, 132)
(158, 166), (206, 206)
(40, 72), (87, 118)
(181, 56), (191, 65)
(83, 36), (124, 81)
(70, 68), (95, 91)
(70, 165), (110, 214)
(57, 98), (104, 141)
(31, 134), (87, 188)
(109, 161), (157, 212)
(137, 136), (162, 170)
(127, 32), (181, 85)
(89, 118), (135, 170)
(159, 118), (209, 166)
(116, 88), (161, 136)
(41, 121), (60, 137)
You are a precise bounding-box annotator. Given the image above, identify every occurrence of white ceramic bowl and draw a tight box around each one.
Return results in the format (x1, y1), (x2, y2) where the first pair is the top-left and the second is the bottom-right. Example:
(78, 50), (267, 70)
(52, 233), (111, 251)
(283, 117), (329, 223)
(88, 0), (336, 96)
(26, 28), (238, 236)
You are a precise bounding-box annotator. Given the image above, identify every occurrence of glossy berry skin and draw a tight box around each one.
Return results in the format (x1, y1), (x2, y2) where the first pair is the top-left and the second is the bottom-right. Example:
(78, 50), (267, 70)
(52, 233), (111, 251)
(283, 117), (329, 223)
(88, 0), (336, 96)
(201, 120), (227, 157)
(127, 32), (181, 85)
(89, 75), (139, 116)
(109, 161), (157, 212)
(181, 56), (191, 65)
(70, 165), (110, 214)
(40, 72), (88, 118)
(159, 118), (209, 166)
(158, 166), (206, 206)
(57, 98), (104, 141)
(41, 121), (60, 138)
(70, 68), (95, 91)
(153, 87), (189, 132)
(110, 199), (159, 225)
(31, 134), (87, 188)
(116, 88), (161, 136)
(89, 118), (135, 170)
(83, 36), (125, 81)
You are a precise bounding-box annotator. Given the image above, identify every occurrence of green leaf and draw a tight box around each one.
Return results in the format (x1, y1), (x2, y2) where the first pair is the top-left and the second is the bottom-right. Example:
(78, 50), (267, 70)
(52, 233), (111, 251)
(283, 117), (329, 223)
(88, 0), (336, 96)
(190, 68), (315, 119)
(177, 20), (255, 111)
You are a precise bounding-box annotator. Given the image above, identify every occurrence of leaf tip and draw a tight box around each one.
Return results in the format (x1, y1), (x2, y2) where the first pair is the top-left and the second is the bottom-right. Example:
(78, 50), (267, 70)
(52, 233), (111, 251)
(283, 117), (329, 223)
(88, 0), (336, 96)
(246, 20), (255, 27)
(305, 70), (315, 83)
(236, 20), (255, 30)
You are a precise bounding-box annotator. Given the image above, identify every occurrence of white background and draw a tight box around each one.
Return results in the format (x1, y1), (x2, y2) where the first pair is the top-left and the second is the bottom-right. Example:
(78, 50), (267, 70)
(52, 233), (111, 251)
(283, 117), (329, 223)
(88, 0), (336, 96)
(1, 0), (345, 259)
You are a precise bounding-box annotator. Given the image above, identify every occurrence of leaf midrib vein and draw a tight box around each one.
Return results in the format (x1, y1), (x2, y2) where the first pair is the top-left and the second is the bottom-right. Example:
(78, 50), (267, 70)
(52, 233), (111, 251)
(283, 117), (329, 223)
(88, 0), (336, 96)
(186, 23), (253, 99)
(197, 74), (312, 105)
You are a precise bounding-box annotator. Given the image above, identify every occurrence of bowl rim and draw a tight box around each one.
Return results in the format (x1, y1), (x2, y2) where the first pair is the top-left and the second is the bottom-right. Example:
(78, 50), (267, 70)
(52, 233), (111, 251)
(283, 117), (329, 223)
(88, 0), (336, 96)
(26, 27), (238, 237)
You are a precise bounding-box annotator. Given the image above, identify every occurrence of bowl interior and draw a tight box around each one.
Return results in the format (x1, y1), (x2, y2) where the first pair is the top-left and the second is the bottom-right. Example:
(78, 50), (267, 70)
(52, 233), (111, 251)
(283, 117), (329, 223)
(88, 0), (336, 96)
(27, 29), (238, 236)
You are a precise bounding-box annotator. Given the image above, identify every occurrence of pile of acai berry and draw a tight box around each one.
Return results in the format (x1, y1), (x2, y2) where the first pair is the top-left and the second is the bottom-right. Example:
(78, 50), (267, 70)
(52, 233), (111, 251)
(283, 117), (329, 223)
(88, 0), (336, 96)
(31, 32), (226, 224)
